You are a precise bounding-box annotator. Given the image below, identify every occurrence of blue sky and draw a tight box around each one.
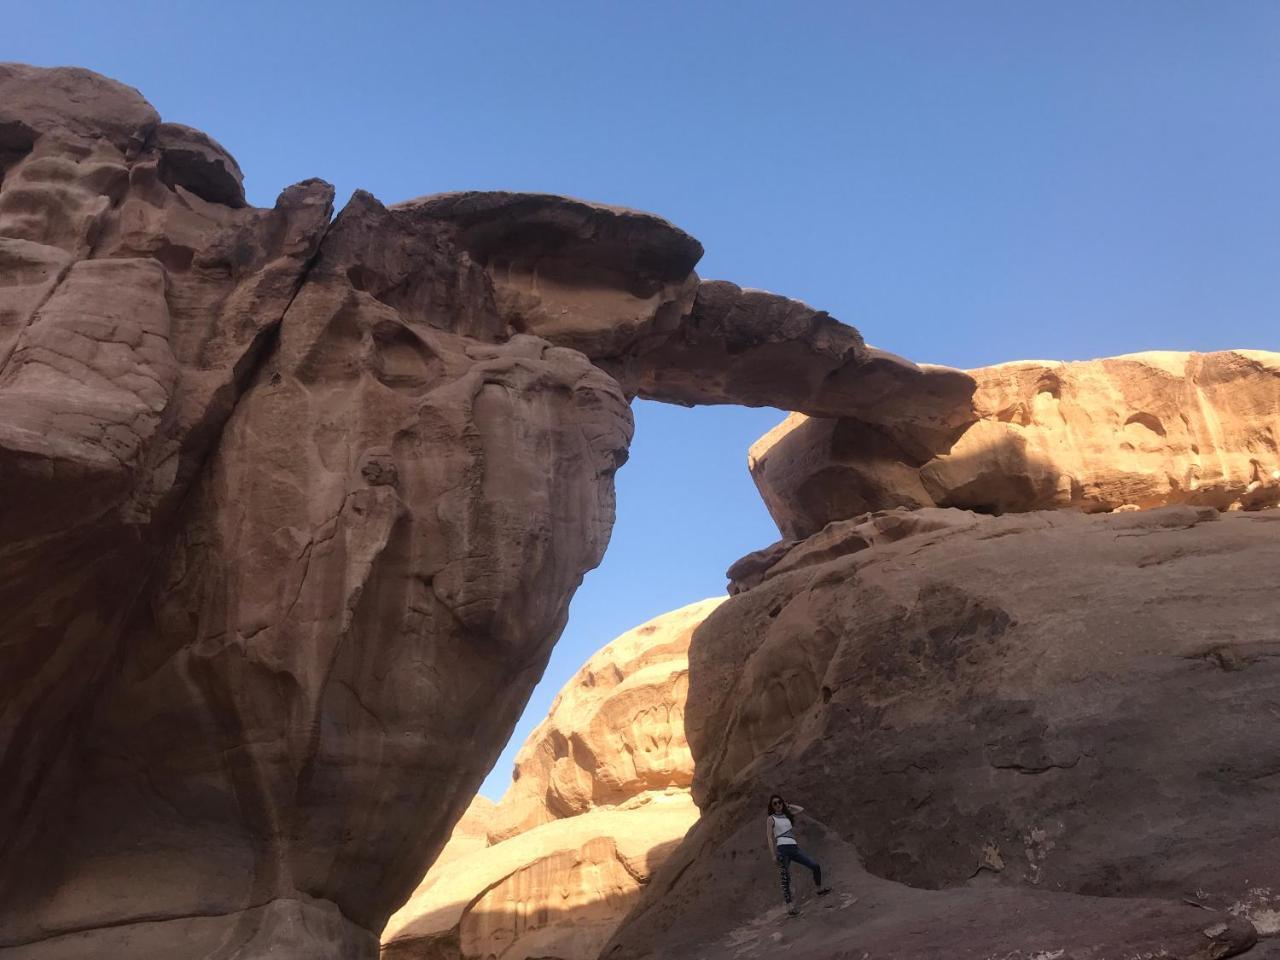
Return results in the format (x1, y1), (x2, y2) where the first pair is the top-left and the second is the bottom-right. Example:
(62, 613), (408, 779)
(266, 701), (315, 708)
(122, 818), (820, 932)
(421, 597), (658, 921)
(9, 2), (1278, 799)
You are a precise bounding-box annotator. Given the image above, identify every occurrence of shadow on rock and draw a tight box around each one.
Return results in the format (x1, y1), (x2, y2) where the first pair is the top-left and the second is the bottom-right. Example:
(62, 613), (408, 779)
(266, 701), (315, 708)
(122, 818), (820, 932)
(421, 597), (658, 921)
(610, 506), (1280, 959)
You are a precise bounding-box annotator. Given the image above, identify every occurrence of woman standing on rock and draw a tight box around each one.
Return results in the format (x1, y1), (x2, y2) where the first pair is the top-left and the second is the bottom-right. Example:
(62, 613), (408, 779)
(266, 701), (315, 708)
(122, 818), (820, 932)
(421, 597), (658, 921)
(766, 794), (830, 915)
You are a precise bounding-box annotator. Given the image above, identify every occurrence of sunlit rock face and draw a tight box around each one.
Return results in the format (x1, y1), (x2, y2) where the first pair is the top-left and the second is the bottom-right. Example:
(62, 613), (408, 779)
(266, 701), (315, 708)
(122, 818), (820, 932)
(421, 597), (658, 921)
(381, 599), (722, 960)
(752, 350), (1280, 539)
(486, 597), (723, 842)
(604, 505), (1280, 959)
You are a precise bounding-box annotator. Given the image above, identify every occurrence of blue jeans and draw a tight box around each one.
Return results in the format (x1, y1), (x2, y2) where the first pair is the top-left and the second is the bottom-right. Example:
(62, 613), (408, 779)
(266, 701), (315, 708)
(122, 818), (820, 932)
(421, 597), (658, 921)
(776, 844), (822, 903)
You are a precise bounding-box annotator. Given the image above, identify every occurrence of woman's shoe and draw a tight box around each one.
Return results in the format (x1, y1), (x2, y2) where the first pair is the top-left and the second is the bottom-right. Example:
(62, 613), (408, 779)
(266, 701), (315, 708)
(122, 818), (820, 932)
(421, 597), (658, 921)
(816, 886), (832, 896)
(787, 904), (800, 916)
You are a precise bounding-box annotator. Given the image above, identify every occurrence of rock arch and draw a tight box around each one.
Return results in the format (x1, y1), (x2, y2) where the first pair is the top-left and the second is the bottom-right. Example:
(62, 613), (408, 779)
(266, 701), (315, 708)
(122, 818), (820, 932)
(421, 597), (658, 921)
(0, 64), (973, 959)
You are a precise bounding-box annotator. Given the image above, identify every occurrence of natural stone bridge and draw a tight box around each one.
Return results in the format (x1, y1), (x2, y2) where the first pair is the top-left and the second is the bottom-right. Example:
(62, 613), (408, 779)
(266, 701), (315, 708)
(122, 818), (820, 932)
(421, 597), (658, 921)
(2, 63), (1277, 960)
(0, 63), (968, 959)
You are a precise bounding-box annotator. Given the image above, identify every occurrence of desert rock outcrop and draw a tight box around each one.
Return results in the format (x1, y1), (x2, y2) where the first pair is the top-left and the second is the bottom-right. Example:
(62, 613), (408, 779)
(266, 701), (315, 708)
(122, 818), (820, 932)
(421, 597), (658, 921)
(381, 598), (721, 960)
(605, 505), (1280, 958)
(2, 65), (973, 960)
(1, 63), (639, 960)
(8, 60), (1270, 960)
(752, 350), (1280, 538)
(8, 63), (931, 954)
(487, 596), (722, 842)
(399, 192), (978, 432)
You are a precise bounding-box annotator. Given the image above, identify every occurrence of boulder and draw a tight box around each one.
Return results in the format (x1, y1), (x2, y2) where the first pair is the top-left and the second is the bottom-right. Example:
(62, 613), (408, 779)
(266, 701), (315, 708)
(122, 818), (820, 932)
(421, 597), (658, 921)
(748, 412), (938, 540)
(725, 506), (977, 594)
(605, 505), (1280, 958)
(751, 350), (1280, 538)
(382, 598), (722, 960)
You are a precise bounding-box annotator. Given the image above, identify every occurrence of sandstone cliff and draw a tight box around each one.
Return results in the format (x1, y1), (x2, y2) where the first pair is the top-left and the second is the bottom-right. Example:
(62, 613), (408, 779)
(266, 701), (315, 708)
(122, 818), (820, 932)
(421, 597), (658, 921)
(7, 62), (971, 960)
(752, 350), (1280, 539)
(8, 61), (1273, 960)
(381, 598), (722, 960)
(0, 64), (635, 960)
(604, 505), (1280, 958)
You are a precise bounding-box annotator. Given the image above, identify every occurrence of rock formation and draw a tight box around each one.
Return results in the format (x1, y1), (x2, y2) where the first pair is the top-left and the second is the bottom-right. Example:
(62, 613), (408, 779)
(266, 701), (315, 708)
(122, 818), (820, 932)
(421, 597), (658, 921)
(604, 505), (1280, 958)
(752, 350), (1280, 539)
(387, 193), (978, 431)
(381, 598), (722, 960)
(7, 61), (1274, 960)
(9, 63), (976, 959)
(0, 64), (641, 960)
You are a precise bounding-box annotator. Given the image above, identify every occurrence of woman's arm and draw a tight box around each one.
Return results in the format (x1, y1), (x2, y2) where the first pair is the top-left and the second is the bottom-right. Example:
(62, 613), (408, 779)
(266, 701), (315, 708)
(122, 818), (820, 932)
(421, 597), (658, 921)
(765, 817), (775, 858)
(789, 804), (805, 816)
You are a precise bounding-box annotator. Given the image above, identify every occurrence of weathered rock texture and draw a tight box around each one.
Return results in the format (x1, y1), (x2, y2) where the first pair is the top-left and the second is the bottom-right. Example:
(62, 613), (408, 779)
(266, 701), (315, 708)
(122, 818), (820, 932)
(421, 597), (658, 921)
(487, 597), (722, 842)
(382, 598), (721, 960)
(0, 64), (645, 960)
(752, 350), (1280, 539)
(6, 62), (969, 960)
(604, 505), (1280, 959)
(398, 193), (978, 430)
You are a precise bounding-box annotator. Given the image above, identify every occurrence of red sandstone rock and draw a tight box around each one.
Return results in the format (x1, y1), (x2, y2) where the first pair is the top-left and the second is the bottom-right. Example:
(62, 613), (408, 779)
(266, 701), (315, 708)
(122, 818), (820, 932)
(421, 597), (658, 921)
(606, 506), (1280, 958)
(604, 808), (1257, 960)
(1, 65), (338, 959)
(2, 64), (939, 960)
(382, 599), (721, 960)
(11, 61), (1264, 960)
(751, 350), (1280, 538)
(407, 192), (977, 430)
(0, 65), (629, 959)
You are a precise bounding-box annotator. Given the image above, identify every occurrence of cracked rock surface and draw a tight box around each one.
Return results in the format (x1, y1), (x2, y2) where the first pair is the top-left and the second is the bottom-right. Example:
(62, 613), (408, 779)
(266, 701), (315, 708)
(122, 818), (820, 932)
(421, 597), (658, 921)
(605, 505), (1280, 959)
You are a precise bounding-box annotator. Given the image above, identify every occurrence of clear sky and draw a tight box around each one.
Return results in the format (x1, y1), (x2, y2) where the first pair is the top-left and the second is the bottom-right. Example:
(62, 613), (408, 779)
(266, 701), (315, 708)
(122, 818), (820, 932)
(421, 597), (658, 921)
(9, 2), (1278, 799)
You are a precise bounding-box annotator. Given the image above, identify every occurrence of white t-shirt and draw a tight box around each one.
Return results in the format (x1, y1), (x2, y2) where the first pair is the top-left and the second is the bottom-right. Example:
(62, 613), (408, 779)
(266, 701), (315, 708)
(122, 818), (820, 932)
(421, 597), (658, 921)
(771, 814), (797, 846)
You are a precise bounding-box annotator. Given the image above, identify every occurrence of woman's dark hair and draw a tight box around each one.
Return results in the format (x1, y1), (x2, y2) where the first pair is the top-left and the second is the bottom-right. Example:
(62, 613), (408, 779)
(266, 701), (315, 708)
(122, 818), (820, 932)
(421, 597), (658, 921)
(766, 794), (792, 820)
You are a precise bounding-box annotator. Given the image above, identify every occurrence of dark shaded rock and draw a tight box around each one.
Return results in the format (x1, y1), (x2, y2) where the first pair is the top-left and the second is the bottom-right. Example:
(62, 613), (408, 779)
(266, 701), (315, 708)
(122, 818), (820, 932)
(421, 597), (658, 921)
(607, 506), (1280, 958)
(153, 121), (246, 207)
(0, 64), (629, 960)
(726, 507), (978, 593)
(603, 803), (1257, 960)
